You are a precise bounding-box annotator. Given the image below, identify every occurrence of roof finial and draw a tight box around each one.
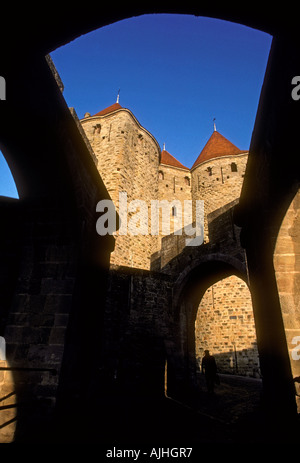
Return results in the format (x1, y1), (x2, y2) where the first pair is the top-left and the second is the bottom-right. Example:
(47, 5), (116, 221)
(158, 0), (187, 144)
(116, 89), (120, 104)
(163, 142), (166, 151)
(213, 118), (217, 132)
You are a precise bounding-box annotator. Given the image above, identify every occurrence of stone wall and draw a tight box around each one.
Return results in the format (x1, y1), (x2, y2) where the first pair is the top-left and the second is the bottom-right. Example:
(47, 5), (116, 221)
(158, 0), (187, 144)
(158, 164), (192, 230)
(155, 164), (193, 266)
(81, 109), (249, 269)
(81, 108), (161, 269)
(274, 188), (300, 408)
(0, 360), (17, 443)
(102, 265), (173, 397)
(80, 104), (258, 401)
(0, 199), (78, 443)
(191, 154), (248, 240)
(100, 201), (258, 403)
(195, 275), (259, 376)
(0, 53), (114, 442)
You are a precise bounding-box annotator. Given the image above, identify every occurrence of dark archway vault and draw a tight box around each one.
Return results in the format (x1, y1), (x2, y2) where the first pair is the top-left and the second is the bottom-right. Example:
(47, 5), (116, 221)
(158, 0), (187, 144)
(0, 4), (299, 443)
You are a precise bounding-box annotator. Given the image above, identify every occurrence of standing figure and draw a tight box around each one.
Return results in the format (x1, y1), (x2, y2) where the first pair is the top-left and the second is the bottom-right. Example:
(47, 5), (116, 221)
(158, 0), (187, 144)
(201, 349), (218, 393)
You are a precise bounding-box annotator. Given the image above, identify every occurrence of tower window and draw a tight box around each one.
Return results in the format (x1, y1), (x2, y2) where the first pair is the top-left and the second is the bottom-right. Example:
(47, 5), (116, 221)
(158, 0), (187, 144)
(172, 206), (177, 217)
(93, 123), (101, 134)
(158, 170), (164, 180)
(184, 176), (190, 186)
(207, 167), (213, 176)
(231, 162), (237, 172)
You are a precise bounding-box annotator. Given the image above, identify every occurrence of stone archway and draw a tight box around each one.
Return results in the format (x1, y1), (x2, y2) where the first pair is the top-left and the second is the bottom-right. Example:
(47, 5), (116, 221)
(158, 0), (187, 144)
(0, 2), (299, 442)
(195, 274), (259, 377)
(273, 188), (300, 410)
(166, 255), (251, 400)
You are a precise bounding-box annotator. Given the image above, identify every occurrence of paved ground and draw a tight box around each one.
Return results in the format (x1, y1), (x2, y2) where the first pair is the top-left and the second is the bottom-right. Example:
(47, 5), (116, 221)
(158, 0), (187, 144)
(50, 373), (300, 445)
(192, 373), (263, 425)
(107, 373), (300, 445)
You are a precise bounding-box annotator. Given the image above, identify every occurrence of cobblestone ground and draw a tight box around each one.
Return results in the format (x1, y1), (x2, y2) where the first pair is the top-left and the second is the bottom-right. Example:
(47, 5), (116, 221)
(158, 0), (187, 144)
(52, 373), (299, 445)
(167, 373), (300, 444)
(193, 373), (263, 425)
(94, 374), (272, 444)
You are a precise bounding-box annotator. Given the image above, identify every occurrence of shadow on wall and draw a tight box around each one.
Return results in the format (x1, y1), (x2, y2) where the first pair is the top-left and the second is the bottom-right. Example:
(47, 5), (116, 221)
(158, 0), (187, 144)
(196, 345), (261, 378)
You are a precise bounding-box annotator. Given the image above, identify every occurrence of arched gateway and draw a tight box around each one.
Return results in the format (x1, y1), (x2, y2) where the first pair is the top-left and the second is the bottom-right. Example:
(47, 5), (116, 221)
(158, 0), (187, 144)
(165, 254), (258, 399)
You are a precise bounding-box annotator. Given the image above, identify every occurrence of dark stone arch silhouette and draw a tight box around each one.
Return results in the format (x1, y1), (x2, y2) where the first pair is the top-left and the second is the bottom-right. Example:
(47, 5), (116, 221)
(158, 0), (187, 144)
(166, 256), (249, 399)
(0, 4), (298, 442)
(172, 253), (248, 314)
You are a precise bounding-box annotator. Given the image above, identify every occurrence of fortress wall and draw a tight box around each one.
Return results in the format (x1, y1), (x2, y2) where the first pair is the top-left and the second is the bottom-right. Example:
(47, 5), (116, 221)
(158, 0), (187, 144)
(158, 164), (191, 203)
(102, 265), (173, 396)
(81, 112), (125, 206)
(191, 153), (248, 241)
(195, 275), (259, 376)
(81, 110), (161, 269)
(156, 164), (192, 257)
(273, 189), (300, 409)
(81, 107), (258, 381)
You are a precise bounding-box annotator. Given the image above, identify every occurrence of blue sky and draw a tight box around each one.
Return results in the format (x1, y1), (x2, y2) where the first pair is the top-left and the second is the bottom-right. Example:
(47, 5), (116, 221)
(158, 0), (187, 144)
(0, 14), (272, 198)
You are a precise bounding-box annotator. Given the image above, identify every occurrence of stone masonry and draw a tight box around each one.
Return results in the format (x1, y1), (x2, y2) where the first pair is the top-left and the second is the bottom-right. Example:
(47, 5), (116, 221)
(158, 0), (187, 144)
(195, 275), (259, 376)
(80, 100), (260, 382)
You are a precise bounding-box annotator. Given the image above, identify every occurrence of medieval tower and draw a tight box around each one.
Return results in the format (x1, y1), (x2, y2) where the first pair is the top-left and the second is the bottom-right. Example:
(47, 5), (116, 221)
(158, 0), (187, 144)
(80, 99), (259, 378)
(81, 100), (248, 267)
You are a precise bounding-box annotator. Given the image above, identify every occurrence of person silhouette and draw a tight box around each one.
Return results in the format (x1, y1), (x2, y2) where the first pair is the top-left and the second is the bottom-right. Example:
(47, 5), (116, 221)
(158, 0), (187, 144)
(201, 349), (218, 393)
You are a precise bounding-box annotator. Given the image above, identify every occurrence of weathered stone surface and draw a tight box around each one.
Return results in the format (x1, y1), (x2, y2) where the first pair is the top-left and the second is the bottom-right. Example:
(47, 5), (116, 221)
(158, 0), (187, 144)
(81, 104), (260, 390)
(274, 189), (300, 408)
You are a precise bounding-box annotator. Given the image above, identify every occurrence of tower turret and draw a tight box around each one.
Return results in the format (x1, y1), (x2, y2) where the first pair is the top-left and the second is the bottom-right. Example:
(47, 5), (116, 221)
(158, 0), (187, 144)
(81, 102), (161, 269)
(191, 129), (248, 241)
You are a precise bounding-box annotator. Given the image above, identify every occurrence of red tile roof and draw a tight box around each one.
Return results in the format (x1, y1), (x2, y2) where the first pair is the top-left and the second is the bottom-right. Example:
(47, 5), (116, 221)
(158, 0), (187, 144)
(90, 104), (246, 172)
(160, 149), (189, 170)
(93, 102), (122, 117)
(192, 131), (247, 169)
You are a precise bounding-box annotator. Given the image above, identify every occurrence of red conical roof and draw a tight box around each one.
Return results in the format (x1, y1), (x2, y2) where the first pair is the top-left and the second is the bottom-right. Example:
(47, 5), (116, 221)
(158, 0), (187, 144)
(93, 102), (122, 117)
(161, 149), (189, 170)
(192, 130), (247, 169)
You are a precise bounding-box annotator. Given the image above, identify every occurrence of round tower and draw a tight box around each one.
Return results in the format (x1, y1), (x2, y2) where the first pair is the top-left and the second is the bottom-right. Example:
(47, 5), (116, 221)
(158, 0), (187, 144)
(80, 101), (161, 269)
(191, 128), (248, 241)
